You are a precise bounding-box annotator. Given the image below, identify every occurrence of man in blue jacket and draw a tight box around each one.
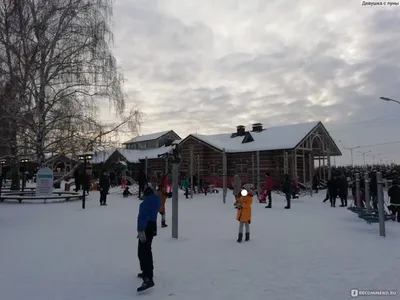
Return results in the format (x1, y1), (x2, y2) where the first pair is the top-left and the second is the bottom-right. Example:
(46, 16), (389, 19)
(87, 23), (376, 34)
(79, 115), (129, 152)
(137, 186), (161, 292)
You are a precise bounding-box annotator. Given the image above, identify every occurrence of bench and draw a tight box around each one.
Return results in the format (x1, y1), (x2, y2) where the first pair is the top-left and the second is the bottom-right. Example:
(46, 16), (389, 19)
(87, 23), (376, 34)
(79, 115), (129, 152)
(0, 192), (86, 203)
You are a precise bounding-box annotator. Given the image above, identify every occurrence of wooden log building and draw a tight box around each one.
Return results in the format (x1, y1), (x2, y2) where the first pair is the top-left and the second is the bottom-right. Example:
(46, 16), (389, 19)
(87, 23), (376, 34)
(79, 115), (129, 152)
(91, 121), (340, 188)
(178, 121), (341, 188)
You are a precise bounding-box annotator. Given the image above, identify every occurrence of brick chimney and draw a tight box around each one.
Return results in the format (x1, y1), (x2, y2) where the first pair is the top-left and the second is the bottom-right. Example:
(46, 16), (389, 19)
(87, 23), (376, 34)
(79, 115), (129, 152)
(236, 125), (245, 136)
(251, 123), (263, 132)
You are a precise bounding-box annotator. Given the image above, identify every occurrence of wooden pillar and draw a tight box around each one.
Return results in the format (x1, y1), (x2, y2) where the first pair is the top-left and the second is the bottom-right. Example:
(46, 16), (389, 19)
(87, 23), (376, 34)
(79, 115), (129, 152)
(327, 153), (331, 180)
(222, 148), (227, 203)
(252, 153), (255, 188)
(318, 156), (321, 178)
(293, 149), (297, 180)
(302, 150), (306, 184)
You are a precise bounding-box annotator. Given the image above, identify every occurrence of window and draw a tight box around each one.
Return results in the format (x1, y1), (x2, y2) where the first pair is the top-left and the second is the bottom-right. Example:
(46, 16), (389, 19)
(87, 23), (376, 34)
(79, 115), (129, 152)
(137, 142), (146, 149)
(236, 164), (247, 175)
(210, 164), (217, 175)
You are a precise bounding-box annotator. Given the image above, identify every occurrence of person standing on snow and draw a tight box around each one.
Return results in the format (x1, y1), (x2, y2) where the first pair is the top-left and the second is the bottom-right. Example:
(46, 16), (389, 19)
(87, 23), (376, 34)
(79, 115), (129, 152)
(338, 175), (348, 207)
(388, 179), (400, 223)
(136, 186), (160, 292)
(180, 175), (189, 198)
(282, 174), (292, 209)
(327, 176), (338, 207)
(156, 173), (168, 228)
(137, 169), (147, 199)
(264, 172), (273, 208)
(234, 183), (253, 243)
(99, 169), (110, 206)
(232, 174), (241, 201)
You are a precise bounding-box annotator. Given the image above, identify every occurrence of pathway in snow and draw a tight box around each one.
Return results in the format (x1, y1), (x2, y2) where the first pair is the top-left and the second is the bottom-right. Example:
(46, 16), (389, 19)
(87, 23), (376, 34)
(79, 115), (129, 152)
(0, 190), (399, 300)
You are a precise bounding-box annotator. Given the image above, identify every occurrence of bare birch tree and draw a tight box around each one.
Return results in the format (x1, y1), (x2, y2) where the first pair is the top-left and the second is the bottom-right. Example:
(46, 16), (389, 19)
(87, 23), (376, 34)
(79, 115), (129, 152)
(0, 0), (141, 168)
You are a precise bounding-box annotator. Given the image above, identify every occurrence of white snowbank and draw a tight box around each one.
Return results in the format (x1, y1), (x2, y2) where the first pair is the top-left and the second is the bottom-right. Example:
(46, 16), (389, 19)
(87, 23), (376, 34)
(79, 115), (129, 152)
(0, 190), (399, 300)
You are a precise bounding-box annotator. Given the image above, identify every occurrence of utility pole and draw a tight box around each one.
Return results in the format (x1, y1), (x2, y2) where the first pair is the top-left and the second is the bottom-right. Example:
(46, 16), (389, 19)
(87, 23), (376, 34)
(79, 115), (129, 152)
(171, 145), (181, 239)
(344, 146), (360, 166)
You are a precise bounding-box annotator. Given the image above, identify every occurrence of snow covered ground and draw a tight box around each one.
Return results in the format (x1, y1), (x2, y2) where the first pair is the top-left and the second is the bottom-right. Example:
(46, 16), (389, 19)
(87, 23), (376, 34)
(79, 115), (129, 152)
(1, 189), (399, 300)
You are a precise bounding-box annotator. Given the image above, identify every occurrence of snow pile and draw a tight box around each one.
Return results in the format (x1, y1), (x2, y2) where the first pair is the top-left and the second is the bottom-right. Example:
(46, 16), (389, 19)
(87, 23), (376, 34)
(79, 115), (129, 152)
(0, 190), (399, 300)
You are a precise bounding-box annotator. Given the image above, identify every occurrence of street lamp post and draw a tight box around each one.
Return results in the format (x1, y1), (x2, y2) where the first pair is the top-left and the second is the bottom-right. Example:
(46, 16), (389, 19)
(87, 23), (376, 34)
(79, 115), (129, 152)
(20, 158), (30, 192)
(344, 146), (360, 166)
(358, 150), (371, 166)
(0, 160), (5, 197)
(380, 96), (400, 105)
(78, 153), (93, 209)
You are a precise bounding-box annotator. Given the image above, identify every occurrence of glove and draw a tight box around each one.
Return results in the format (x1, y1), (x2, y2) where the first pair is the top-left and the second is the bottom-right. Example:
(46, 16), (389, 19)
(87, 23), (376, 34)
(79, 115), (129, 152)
(138, 231), (146, 243)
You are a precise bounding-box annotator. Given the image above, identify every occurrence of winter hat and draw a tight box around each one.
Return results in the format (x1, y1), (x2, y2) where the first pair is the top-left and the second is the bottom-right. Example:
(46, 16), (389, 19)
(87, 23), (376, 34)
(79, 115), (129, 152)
(242, 183), (254, 195)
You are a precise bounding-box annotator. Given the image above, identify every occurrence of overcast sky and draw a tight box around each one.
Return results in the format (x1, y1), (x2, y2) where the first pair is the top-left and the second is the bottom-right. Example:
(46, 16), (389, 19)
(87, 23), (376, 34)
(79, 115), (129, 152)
(107, 0), (400, 166)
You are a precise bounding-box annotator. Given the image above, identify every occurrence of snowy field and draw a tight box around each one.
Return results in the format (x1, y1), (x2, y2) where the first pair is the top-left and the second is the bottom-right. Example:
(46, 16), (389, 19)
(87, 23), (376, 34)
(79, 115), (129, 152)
(1, 189), (400, 300)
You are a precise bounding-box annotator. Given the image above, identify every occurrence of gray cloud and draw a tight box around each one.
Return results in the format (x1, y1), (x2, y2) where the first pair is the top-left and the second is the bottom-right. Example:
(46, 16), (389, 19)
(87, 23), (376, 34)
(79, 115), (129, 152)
(109, 0), (400, 165)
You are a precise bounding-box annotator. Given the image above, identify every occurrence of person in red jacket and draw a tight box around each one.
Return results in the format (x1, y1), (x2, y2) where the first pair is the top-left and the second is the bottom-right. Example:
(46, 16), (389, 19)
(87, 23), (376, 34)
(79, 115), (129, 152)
(264, 172), (273, 208)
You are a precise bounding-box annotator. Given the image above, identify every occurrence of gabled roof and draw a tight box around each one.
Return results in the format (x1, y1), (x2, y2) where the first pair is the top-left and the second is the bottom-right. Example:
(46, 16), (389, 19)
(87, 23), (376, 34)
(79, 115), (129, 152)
(91, 146), (174, 164)
(185, 121), (321, 153)
(91, 149), (116, 164)
(116, 146), (174, 163)
(122, 130), (174, 144)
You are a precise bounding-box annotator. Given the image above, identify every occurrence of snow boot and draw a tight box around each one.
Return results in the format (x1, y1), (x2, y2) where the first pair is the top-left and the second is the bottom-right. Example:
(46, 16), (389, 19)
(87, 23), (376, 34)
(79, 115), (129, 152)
(237, 233), (243, 243)
(284, 205), (291, 209)
(245, 232), (250, 241)
(265, 201), (271, 208)
(161, 221), (168, 228)
(137, 277), (154, 292)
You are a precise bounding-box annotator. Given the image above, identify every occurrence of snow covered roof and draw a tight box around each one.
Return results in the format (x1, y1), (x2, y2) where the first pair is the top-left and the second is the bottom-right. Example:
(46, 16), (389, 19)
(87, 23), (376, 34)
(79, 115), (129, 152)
(91, 149), (116, 164)
(122, 130), (172, 144)
(189, 121), (320, 153)
(116, 146), (174, 163)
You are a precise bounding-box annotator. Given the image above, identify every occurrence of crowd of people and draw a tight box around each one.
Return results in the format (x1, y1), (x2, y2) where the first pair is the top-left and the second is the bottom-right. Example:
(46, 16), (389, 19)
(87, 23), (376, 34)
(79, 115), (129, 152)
(312, 165), (400, 222)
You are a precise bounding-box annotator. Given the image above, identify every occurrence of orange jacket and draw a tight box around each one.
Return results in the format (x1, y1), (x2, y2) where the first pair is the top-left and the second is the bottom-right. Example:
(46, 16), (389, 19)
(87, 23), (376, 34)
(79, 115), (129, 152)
(157, 187), (167, 213)
(236, 194), (253, 222)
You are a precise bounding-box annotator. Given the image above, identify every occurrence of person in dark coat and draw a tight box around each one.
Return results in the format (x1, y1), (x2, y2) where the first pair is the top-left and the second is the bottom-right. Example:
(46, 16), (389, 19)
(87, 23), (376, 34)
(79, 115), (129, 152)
(99, 170), (110, 206)
(264, 172), (273, 208)
(313, 174), (319, 193)
(338, 175), (348, 207)
(327, 177), (338, 207)
(137, 169), (147, 199)
(370, 173), (378, 209)
(74, 168), (81, 191)
(282, 174), (292, 209)
(388, 179), (400, 223)
(136, 186), (160, 292)
(109, 171), (116, 187)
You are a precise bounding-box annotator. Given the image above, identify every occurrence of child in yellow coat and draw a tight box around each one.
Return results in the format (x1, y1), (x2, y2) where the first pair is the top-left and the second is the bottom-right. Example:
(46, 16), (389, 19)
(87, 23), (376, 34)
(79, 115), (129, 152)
(234, 184), (253, 243)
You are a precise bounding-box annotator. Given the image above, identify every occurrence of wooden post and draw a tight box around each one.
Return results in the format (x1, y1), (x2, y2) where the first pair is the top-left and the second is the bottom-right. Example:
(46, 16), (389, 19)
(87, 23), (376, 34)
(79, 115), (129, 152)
(309, 152), (313, 197)
(302, 150), (306, 184)
(190, 147), (194, 198)
(222, 148), (227, 203)
(256, 151), (260, 194)
(293, 149), (297, 180)
(327, 153), (331, 180)
(197, 155), (200, 193)
(252, 153), (255, 188)
(283, 151), (288, 175)
(145, 156), (148, 178)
